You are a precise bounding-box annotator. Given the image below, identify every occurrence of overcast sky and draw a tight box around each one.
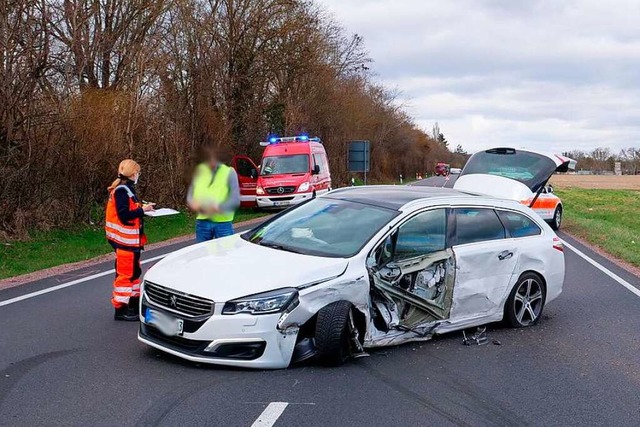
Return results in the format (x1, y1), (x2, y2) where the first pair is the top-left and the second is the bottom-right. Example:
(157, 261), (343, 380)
(318, 0), (640, 154)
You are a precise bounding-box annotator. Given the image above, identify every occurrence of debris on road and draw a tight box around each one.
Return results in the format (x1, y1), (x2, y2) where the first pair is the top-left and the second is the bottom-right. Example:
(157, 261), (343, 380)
(462, 327), (489, 346)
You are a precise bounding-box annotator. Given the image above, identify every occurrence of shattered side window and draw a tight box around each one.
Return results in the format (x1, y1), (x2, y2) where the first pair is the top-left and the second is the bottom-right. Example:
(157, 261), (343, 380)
(394, 209), (447, 259)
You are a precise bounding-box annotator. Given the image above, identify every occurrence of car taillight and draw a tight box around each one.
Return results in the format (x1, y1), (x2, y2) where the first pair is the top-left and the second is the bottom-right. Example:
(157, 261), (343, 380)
(553, 237), (564, 252)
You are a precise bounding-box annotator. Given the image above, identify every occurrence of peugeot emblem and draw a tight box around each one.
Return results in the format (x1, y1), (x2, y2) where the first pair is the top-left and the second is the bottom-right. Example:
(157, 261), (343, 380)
(277, 186), (285, 194)
(169, 295), (178, 308)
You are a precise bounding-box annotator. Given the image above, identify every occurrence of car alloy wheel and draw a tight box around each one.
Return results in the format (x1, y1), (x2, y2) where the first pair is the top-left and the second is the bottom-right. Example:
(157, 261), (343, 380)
(551, 206), (562, 230)
(506, 273), (546, 328)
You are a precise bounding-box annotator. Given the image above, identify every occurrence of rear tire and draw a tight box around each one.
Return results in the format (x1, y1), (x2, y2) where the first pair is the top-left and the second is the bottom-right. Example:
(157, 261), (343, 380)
(505, 272), (546, 328)
(549, 206), (562, 230)
(315, 301), (352, 366)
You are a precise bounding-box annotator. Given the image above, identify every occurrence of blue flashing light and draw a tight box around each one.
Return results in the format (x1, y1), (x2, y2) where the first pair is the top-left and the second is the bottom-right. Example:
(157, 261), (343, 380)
(269, 136), (277, 143)
(299, 135), (308, 141)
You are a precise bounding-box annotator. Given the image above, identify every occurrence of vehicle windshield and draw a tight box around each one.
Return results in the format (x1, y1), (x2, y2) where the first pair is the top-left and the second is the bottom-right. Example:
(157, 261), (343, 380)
(242, 198), (398, 257)
(260, 154), (309, 175)
(460, 149), (558, 193)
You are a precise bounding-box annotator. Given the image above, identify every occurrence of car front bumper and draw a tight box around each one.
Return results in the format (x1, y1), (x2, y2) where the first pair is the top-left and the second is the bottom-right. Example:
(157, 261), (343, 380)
(138, 298), (298, 369)
(256, 193), (313, 208)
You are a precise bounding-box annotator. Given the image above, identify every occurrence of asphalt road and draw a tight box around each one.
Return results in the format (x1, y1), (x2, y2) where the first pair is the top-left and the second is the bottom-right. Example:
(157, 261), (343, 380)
(1, 227), (640, 426)
(410, 174), (459, 188)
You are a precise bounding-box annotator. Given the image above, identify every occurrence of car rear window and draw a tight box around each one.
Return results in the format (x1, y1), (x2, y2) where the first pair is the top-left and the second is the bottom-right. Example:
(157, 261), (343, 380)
(454, 208), (506, 245)
(497, 210), (542, 238)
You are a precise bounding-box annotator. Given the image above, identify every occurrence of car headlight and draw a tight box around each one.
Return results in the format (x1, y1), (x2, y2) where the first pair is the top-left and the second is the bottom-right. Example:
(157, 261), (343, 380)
(222, 288), (299, 315)
(256, 186), (265, 195)
(298, 182), (310, 192)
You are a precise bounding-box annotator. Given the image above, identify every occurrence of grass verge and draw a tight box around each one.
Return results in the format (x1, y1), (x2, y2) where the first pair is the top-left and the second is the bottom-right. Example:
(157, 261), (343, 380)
(0, 209), (264, 280)
(555, 188), (640, 267)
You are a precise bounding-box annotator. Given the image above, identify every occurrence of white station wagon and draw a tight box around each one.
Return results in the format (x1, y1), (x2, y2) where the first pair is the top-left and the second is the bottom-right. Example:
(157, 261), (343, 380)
(138, 178), (566, 369)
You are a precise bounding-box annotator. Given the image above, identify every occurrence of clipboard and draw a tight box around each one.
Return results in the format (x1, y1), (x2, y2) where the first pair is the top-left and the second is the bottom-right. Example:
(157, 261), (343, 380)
(144, 208), (180, 217)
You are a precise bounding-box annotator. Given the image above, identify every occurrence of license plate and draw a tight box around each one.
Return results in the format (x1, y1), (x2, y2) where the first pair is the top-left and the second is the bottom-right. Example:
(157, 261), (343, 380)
(274, 201), (289, 207)
(144, 308), (184, 336)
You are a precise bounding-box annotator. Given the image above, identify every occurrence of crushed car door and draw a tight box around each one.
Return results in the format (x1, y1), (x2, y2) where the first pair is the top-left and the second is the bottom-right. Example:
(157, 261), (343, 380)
(368, 208), (457, 332)
(449, 208), (519, 320)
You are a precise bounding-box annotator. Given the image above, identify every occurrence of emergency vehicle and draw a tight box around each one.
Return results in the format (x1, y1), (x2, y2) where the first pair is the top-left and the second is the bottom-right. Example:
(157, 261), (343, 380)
(255, 136), (331, 209)
(453, 147), (575, 230)
(230, 155), (259, 208)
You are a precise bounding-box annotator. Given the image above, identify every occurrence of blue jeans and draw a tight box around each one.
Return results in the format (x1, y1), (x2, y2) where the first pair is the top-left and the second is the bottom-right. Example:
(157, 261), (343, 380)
(195, 219), (234, 243)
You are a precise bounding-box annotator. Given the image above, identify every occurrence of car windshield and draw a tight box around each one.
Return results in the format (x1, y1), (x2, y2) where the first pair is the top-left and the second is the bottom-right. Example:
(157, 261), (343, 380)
(243, 198), (398, 257)
(260, 154), (309, 175)
(460, 149), (558, 193)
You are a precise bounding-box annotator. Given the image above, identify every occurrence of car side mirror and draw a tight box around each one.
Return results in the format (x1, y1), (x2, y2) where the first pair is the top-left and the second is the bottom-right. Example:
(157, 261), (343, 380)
(312, 164), (320, 175)
(250, 169), (258, 179)
(546, 185), (553, 193)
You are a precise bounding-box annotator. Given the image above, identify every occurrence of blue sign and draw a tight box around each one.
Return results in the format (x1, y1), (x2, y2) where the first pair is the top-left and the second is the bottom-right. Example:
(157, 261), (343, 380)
(348, 141), (370, 172)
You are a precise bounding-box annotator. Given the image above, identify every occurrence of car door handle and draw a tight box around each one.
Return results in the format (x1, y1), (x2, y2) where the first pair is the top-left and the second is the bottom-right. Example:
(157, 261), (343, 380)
(498, 250), (514, 261)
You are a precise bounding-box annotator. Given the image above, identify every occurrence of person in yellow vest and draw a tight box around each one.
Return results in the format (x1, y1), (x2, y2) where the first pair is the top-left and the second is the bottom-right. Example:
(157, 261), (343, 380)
(105, 159), (155, 321)
(187, 146), (240, 242)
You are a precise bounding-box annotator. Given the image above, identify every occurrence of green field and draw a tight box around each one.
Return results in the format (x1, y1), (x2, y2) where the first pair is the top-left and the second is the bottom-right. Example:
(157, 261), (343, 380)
(0, 209), (264, 280)
(556, 188), (640, 267)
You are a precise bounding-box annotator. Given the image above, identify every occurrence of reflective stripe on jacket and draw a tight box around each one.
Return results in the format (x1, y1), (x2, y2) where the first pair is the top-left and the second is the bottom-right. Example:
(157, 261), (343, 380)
(105, 185), (147, 249)
(192, 163), (235, 222)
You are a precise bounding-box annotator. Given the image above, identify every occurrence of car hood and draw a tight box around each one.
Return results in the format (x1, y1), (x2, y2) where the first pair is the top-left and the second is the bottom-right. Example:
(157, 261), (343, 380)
(454, 147), (575, 201)
(143, 235), (348, 302)
(258, 174), (309, 188)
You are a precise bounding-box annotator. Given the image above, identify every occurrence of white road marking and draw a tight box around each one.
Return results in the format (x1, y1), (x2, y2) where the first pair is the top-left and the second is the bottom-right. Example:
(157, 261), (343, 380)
(250, 402), (289, 427)
(0, 227), (257, 307)
(562, 240), (640, 298)
(0, 254), (166, 307)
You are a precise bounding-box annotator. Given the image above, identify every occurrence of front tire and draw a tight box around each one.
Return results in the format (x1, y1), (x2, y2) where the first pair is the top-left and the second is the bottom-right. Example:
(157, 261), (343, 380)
(315, 301), (352, 366)
(549, 206), (562, 230)
(505, 273), (546, 328)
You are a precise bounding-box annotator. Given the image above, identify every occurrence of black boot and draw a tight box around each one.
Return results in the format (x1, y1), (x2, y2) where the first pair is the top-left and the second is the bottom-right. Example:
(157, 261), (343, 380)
(114, 305), (138, 321)
(128, 297), (140, 317)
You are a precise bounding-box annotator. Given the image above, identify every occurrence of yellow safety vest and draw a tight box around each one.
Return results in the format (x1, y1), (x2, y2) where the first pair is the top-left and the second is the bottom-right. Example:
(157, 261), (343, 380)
(192, 163), (235, 222)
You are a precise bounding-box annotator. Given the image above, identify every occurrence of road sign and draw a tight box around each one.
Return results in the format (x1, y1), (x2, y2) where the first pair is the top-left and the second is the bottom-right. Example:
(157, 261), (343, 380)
(348, 141), (370, 173)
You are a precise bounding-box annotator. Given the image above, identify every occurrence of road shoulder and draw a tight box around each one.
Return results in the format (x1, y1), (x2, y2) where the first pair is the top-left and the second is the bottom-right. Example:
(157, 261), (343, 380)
(0, 215), (269, 291)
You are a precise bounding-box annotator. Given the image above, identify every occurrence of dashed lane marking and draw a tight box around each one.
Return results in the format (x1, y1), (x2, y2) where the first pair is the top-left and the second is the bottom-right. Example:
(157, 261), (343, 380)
(250, 402), (289, 427)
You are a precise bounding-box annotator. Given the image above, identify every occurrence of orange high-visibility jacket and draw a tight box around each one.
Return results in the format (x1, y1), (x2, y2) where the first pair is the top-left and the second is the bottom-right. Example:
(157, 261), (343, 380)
(105, 185), (147, 249)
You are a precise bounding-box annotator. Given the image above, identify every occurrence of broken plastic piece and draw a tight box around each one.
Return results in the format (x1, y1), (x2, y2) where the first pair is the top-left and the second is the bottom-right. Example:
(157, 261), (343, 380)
(462, 327), (488, 346)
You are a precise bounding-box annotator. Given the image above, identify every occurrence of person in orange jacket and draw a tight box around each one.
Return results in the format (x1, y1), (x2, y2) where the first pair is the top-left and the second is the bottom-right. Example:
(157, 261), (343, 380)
(105, 159), (155, 321)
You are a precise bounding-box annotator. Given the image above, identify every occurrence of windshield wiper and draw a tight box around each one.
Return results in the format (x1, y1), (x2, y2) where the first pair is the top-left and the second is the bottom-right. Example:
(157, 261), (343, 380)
(258, 241), (303, 254)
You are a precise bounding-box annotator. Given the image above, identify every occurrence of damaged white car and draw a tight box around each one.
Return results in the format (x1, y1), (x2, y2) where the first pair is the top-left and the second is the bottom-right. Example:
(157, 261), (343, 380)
(138, 182), (566, 369)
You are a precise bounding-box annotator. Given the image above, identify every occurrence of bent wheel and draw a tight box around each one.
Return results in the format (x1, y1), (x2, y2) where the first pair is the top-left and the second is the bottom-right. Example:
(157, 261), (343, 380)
(315, 300), (353, 366)
(505, 273), (546, 328)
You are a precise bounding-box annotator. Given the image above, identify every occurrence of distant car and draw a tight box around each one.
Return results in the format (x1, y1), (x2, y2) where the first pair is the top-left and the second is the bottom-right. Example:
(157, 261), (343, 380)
(453, 148), (576, 230)
(435, 162), (450, 176)
(138, 184), (565, 369)
(449, 167), (462, 175)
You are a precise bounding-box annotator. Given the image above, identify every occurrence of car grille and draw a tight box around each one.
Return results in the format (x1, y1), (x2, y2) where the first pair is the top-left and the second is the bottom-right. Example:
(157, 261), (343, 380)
(268, 197), (295, 202)
(144, 281), (214, 318)
(140, 324), (210, 353)
(266, 186), (296, 195)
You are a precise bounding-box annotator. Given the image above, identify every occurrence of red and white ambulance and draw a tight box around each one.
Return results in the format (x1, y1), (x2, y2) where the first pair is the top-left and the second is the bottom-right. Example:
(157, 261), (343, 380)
(255, 136), (331, 209)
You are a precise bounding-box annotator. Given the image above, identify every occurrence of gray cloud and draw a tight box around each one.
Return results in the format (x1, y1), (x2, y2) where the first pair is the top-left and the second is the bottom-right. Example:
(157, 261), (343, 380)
(319, 0), (640, 153)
